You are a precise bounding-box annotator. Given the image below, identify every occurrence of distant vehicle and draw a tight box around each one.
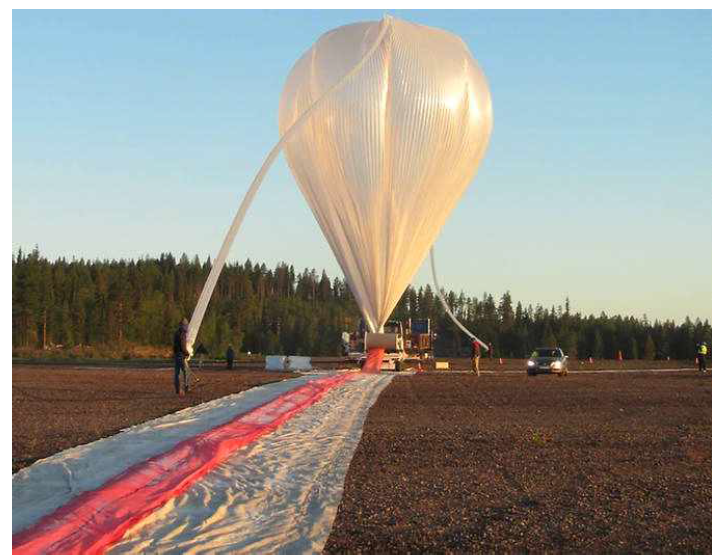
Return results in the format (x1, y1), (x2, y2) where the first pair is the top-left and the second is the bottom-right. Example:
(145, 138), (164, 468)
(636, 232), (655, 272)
(527, 347), (569, 376)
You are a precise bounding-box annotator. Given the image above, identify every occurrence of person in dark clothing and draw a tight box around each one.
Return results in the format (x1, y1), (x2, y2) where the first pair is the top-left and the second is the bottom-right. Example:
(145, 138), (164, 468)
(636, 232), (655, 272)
(471, 338), (482, 375)
(173, 318), (191, 395)
(697, 341), (708, 373)
(195, 342), (209, 369)
(226, 345), (235, 370)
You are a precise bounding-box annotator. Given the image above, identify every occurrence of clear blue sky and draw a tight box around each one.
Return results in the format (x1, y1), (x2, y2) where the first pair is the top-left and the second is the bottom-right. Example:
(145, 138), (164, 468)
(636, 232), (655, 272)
(13, 10), (711, 323)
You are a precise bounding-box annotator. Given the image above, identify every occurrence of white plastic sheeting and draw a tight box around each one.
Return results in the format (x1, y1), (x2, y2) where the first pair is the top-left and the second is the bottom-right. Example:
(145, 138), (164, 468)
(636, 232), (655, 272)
(265, 355), (289, 371)
(265, 356), (314, 371)
(287, 355), (313, 370)
(107, 373), (393, 554)
(12, 376), (313, 535)
(187, 15), (493, 346)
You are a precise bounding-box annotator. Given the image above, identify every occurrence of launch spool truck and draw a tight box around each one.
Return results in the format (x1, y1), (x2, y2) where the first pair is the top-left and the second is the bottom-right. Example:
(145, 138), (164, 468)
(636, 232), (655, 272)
(342, 319), (434, 371)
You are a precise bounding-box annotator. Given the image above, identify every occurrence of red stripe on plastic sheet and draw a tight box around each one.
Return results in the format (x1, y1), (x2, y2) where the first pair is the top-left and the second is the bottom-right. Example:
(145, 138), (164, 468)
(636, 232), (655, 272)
(362, 348), (385, 373)
(12, 372), (355, 555)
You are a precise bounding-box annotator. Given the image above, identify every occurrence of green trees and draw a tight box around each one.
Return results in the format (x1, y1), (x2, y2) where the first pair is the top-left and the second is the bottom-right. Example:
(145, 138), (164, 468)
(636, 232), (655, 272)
(630, 337), (639, 360)
(541, 322), (558, 348)
(11, 248), (710, 360)
(593, 329), (604, 360)
(644, 334), (657, 360)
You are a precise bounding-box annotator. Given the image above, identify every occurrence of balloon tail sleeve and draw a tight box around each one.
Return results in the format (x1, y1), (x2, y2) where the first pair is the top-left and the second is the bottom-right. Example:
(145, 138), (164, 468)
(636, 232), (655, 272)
(186, 18), (392, 350)
(430, 245), (489, 351)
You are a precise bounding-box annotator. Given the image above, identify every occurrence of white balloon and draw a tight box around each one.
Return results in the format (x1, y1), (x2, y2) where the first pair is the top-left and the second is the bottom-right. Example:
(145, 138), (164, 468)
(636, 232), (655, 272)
(188, 16), (493, 349)
(279, 17), (493, 332)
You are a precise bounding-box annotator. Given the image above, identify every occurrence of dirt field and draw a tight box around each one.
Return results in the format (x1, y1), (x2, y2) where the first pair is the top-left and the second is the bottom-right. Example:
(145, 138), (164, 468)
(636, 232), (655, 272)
(328, 357), (700, 373)
(324, 370), (711, 554)
(12, 364), (299, 473)
(12, 363), (711, 553)
(430, 357), (701, 372)
(12, 355), (700, 373)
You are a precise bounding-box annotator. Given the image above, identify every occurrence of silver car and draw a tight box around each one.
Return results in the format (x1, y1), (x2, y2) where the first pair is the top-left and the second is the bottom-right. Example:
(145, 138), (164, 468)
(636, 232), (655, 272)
(527, 347), (569, 376)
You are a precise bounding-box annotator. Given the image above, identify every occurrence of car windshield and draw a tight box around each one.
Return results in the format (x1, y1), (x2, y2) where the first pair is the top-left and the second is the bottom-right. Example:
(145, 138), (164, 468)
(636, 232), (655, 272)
(531, 349), (561, 358)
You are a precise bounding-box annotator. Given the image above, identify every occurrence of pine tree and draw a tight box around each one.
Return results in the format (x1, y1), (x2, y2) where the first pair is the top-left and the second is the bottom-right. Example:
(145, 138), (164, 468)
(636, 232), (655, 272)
(644, 334), (656, 360)
(10, 248), (711, 360)
(541, 322), (557, 347)
(499, 292), (514, 331)
(630, 337), (639, 360)
(593, 329), (604, 359)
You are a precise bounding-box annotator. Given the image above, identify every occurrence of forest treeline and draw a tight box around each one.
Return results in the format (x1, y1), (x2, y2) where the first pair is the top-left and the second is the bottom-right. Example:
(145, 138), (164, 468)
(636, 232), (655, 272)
(12, 247), (711, 359)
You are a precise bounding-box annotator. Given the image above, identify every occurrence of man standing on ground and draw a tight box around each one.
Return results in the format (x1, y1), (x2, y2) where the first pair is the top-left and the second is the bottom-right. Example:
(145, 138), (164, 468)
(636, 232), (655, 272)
(226, 345), (235, 370)
(697, 341), (708, 373)
(471, 338), (482, 376)
(195, 342), (208, 369)
(173, 318), (191, 395)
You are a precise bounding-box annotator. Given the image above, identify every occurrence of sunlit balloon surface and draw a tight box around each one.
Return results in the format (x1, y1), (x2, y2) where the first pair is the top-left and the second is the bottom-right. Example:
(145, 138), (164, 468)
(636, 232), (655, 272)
(279, 17), (493, 332)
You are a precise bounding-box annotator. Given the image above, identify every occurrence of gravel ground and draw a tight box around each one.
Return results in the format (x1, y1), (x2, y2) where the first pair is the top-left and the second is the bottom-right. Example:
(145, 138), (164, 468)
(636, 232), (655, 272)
(324, 370), (711, 554)
(12, 365), (299, 472)
(427, 358), (701, 372)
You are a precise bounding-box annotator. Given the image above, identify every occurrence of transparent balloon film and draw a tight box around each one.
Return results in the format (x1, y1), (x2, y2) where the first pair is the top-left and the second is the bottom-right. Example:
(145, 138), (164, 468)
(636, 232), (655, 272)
(189, 16), (492, 346)
(279, 18), (493, 332)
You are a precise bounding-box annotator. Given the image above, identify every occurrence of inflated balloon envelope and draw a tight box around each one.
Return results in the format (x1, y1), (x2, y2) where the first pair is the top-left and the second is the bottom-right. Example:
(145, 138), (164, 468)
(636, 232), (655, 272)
(188, 16), (493, 348)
